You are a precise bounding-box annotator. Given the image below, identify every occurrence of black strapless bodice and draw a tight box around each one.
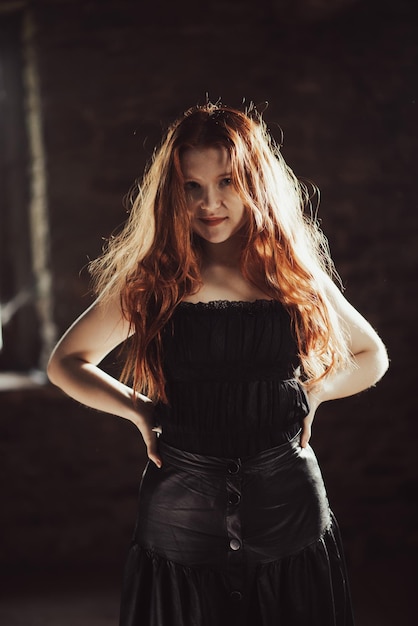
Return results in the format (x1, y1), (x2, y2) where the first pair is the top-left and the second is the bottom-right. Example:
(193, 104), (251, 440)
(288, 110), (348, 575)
(154, 300), (309, 456)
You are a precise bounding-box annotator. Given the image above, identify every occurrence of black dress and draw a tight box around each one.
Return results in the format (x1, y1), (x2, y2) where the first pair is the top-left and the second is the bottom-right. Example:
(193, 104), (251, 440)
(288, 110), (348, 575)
(119, 300), (355, 626)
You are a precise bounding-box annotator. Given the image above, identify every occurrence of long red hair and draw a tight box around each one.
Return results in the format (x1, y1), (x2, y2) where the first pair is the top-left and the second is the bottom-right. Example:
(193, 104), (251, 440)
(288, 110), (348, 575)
(90, 103), (352, 403)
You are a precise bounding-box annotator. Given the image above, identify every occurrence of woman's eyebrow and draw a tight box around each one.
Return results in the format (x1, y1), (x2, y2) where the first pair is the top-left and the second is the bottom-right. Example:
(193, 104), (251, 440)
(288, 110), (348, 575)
(182, 171), (232, 181)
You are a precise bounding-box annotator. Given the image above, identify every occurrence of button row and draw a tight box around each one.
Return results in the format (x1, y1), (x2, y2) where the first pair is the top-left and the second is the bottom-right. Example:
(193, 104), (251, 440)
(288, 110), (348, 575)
(226, 460), (243, 603)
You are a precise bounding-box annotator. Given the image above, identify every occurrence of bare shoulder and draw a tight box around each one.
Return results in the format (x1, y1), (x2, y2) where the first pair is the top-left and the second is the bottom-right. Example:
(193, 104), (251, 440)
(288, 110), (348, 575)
(319, 271), (387, 357)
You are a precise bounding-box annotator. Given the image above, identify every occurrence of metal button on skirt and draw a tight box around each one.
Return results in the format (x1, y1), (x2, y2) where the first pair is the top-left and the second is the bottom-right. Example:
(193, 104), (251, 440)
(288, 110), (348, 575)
(120, 433), (354, 626)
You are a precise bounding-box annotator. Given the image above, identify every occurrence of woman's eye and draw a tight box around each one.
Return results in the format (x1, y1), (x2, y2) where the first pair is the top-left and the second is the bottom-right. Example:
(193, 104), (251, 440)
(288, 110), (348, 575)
(220, 177), (232, 187)
(184, 181), (200, 191)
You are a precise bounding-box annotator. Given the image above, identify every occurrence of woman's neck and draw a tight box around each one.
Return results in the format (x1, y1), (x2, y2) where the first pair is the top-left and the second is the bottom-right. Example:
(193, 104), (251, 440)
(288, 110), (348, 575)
(185, 237), (269, 304)
(199, 234), (243, 269)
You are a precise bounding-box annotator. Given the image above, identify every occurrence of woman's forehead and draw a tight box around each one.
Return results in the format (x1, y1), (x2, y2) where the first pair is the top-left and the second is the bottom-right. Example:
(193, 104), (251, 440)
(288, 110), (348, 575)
(180, 146), (231, 177)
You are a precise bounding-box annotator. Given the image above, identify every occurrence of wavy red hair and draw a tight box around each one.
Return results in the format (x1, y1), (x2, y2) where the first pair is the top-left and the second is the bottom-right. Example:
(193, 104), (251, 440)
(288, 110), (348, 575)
(90, 102), (352, 403)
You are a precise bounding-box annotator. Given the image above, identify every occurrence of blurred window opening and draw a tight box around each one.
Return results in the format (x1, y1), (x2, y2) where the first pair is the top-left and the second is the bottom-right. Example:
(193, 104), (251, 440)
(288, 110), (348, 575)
(0, 9), (48, 380)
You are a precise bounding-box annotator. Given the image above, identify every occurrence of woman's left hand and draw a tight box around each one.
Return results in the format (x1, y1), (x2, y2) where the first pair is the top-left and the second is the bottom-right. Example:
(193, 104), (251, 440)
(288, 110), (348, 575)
(300, 390), (321, 448)
(301, 410), (315, 448)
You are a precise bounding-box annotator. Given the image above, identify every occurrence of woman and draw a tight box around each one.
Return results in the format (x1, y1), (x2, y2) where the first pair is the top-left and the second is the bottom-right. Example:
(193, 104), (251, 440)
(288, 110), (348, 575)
(47, 103), (388, 625)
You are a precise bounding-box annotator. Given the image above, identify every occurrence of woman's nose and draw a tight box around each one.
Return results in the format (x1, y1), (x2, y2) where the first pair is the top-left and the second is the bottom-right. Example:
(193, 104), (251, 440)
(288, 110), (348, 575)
(201, 186), (221, 210)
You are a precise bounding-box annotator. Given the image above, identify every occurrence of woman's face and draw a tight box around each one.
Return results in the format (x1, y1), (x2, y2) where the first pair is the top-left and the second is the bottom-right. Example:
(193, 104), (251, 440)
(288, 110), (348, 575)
(180, 146), (247, 245)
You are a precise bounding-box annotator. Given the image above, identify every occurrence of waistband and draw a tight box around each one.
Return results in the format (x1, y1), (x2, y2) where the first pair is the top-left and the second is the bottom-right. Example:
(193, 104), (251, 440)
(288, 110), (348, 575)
(158, 429), (303, 475)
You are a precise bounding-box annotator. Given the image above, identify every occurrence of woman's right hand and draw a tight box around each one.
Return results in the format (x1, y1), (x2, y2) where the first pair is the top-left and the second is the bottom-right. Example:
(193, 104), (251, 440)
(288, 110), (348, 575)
(131, 397), (162, 468)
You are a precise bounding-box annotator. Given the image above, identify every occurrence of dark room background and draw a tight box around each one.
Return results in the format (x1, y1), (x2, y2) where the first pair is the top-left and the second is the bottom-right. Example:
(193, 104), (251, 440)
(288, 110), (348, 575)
(0, 0), (417, 624)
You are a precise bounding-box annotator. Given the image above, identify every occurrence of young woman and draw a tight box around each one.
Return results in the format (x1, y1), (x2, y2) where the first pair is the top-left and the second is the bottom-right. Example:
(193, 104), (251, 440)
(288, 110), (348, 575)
(47, 103), (388, 626)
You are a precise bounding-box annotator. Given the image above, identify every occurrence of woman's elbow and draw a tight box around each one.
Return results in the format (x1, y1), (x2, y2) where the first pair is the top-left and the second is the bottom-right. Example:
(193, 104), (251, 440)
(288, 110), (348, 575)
(46, 354), (62, 387)
(46, 350), (73, 388)
(371, 338), (389, 383)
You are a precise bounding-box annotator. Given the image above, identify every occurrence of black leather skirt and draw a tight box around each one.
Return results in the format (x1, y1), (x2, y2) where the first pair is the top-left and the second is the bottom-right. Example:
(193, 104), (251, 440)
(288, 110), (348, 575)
(120, 433), (354, 626)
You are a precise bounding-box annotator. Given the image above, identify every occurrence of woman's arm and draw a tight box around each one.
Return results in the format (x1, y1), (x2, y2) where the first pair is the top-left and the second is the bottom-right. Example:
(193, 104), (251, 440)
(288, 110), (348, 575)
(301, 276), (389, 447)
(47, 296), (162, 467)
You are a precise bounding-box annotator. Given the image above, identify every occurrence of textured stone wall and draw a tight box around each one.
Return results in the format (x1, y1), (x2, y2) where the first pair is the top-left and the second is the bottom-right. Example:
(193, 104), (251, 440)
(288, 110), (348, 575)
(0, 0), (416, 622)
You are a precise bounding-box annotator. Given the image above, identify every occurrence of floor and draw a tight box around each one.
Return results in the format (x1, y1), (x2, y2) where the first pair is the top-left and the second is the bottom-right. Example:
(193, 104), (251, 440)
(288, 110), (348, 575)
(0, 573), (120, 626)
(0, 591), (119, 626)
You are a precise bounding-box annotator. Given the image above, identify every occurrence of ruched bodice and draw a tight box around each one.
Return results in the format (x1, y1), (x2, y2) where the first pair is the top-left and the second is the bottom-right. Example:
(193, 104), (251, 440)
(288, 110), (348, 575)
(154, 299), (310, 456)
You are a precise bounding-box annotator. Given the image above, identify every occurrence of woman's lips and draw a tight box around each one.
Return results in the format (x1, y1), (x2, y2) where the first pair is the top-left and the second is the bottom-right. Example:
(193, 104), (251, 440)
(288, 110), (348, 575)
(198, 217), (227, 226)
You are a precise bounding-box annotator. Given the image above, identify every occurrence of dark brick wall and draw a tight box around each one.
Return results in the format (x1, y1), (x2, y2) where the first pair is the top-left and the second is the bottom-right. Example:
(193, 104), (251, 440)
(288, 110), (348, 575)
(1, 0), (416, 621)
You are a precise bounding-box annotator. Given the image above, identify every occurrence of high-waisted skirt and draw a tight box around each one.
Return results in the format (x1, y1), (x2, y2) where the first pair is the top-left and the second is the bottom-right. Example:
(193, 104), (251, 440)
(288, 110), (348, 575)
(119, 432), (354, 626)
